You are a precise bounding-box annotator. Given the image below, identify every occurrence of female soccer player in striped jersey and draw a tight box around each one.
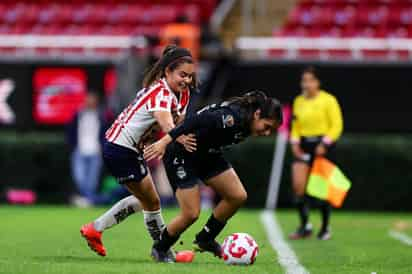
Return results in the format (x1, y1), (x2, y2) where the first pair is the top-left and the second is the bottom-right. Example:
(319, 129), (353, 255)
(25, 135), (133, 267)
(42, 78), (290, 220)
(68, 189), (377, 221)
(80, 45), (197, 257)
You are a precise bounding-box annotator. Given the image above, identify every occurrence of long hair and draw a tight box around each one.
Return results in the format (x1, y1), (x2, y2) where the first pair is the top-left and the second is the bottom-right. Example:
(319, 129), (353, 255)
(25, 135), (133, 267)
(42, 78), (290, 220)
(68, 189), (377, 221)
(228, 90), (283, 129)
(142, 45), (198, 89)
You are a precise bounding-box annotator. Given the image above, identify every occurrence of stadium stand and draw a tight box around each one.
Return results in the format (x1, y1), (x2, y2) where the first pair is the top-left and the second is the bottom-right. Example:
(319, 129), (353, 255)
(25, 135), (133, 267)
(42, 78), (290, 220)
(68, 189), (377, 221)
(265, 0), (412, 59)
(0, 0), (217, 56)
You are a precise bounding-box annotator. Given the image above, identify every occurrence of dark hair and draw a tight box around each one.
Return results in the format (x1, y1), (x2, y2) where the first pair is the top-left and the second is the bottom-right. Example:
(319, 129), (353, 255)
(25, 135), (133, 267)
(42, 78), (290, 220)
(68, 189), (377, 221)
(302, 66), (320, 80)
(228, 90), (283, 128)
(143, 45), (198, 89)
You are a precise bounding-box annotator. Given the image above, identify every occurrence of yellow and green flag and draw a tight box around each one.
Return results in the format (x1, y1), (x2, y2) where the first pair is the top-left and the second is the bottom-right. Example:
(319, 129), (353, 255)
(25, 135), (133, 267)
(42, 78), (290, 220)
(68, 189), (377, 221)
(306, 157), (352, 208)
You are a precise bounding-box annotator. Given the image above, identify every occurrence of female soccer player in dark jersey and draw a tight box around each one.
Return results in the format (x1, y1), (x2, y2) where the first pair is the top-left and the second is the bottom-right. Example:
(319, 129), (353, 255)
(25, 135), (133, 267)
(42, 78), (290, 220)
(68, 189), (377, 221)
(144, 91), (283, 262)
(289, 67), (343, 241)
(80, 45), (197, 257)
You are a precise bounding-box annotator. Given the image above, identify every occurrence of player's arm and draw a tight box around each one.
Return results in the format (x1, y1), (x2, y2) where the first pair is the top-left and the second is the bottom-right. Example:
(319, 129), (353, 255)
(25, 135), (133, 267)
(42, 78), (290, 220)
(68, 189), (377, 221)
(152, 111), (175, 133)
(144, 110), (223, 161)
(175, 113), (185, 125)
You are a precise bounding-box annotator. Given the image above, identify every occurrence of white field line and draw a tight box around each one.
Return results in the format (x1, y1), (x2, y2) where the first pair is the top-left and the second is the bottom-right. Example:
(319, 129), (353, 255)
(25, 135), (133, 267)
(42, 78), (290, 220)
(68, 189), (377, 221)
(388, 230), (412, 246)
(260, 210), (310, 274)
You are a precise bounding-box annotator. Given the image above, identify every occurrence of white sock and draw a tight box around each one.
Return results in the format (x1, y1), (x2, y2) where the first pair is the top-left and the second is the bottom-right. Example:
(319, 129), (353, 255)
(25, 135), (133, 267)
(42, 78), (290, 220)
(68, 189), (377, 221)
(93, 195), (140, 232)
(143, 209), (166, 241)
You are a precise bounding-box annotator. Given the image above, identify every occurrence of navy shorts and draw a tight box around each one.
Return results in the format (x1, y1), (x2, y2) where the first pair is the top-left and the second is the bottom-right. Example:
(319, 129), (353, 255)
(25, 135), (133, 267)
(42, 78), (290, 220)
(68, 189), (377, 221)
(163, 143), (231, 192)
(294, 136), (336, 165)
(102, 141), (148, 184)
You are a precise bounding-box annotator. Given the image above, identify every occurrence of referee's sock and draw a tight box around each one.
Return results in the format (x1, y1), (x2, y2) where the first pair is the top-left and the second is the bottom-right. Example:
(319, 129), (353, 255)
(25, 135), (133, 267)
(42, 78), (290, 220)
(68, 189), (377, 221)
(320, 200), (331, 232)
(195, 214), (226, 242)
(296, 196), (310, 228)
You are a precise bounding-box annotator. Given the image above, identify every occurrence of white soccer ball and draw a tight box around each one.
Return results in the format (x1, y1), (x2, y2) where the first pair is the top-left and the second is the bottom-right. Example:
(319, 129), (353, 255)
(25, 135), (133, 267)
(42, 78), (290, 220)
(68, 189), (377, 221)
(221, 232), (259, 265)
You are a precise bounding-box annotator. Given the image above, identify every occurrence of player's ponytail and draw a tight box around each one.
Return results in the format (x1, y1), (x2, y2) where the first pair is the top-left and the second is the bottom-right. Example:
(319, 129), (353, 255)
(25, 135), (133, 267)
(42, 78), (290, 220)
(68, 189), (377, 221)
(142, 45), (198, 89)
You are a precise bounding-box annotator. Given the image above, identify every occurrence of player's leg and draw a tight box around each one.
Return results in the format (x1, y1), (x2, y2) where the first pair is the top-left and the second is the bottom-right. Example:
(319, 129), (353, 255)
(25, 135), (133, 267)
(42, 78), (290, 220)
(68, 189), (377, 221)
(124, 175), (166, 243)
(81, 142), (165, 256)
(152, 186), (201, 262)
(194, 168), (247, 257)
(289, 161), (313, 239)
(152, 144), (200, 262)
(93, 195), (141, 232)
(167, 186), (201, 235)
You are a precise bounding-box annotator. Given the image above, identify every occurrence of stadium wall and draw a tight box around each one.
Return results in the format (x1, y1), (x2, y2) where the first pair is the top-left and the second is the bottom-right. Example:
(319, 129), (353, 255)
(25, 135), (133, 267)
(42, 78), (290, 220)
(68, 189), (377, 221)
(221, 60), (412, 133)
(1, 133), (412, 211)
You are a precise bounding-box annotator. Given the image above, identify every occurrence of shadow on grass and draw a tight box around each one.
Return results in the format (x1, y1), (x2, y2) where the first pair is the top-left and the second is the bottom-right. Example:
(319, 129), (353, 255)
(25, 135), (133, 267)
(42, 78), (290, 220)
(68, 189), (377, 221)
(32, 255), (226, 266)
(32, 255), (148, 264)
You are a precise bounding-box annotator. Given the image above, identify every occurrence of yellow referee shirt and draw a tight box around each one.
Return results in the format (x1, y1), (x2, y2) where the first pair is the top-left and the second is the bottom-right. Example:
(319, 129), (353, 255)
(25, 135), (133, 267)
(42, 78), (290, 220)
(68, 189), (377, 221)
(290, 90), (343, 145)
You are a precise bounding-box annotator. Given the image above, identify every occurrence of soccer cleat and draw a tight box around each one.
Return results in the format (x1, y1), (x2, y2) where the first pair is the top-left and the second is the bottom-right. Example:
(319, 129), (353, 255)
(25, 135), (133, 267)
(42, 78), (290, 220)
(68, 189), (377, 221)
(151, 245), (175, 263)
(166, 248), (176, 261)
(193, 239), (222, 258)
(317, 229), (331, 240)
(80, 223), (106, 256)
(288, 223), (313, 240)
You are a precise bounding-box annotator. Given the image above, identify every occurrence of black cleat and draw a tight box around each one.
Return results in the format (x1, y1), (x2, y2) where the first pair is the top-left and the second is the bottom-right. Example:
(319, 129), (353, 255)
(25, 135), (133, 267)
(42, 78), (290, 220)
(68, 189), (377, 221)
(151, 245), (175, 263)
(317, 228), (331, 240)
(193, 239), (222, 258)
(289, 223), (313, 240)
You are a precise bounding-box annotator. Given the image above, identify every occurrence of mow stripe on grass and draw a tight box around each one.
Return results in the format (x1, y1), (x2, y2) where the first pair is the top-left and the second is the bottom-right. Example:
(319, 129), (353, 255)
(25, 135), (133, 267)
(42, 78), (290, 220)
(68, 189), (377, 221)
(260, 210), (309, 274)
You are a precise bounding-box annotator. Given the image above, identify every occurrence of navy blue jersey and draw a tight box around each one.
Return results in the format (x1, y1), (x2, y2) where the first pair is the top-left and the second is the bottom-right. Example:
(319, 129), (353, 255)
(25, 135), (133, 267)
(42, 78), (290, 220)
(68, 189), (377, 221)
(168, 102), (250, 154)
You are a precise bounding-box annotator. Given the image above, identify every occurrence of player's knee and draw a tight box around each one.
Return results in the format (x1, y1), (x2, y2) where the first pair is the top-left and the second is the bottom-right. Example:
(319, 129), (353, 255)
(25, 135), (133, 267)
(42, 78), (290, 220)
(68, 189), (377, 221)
(231, 189), (248, 206)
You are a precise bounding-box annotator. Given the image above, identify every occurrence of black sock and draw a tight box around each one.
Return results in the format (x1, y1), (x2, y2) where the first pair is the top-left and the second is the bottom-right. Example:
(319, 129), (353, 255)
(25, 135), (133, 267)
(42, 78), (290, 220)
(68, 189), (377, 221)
(154, 228), (179, 252)
(296, 196), (310, 228)
(320, 201), (331, 232)
(196, 214), (226, 242)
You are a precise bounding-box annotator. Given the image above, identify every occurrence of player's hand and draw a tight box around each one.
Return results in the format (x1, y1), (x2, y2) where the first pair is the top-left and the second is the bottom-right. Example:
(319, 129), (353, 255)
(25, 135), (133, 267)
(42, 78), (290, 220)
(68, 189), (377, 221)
(176, 134), (197, 152)
(144, 139), (168, 161)
(291, 144), (304, 159)
(315, 144), (327, 156)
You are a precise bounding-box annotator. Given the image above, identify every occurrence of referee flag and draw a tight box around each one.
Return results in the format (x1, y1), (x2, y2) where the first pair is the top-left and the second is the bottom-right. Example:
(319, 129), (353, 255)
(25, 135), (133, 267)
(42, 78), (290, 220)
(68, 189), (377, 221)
(306, 157), (351, 208)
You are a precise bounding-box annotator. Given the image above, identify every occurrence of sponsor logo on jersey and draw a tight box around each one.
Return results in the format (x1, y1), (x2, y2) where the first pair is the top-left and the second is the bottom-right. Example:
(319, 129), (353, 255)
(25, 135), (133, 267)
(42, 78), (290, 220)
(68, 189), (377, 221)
(222, 114), (234, 128)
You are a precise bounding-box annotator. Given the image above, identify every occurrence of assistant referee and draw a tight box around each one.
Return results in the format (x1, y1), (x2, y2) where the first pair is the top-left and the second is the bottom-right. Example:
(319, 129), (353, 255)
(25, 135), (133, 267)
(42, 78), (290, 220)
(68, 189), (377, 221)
(289, 66), (343, 241)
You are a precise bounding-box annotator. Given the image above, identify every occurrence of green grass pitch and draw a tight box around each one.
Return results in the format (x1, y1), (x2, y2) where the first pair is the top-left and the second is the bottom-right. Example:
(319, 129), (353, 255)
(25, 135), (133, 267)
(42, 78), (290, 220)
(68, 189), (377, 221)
(1, 206), (412, 274)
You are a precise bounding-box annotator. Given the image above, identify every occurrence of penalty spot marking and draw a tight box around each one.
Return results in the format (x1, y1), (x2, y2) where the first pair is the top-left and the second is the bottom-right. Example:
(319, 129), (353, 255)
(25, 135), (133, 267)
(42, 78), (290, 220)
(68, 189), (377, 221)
(260, 210), (309, 274)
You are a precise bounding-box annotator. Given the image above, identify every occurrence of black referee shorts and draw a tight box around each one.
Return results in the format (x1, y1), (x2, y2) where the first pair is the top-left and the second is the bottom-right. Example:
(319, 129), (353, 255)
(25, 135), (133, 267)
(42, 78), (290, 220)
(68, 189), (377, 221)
(162, 143), (231, 192)
(294, 136), (336, 165)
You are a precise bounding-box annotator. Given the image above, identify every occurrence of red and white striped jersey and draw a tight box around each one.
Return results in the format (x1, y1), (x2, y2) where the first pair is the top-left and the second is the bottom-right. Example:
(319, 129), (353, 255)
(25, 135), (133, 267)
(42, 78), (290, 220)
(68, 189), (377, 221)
(105, 78), (190, 152)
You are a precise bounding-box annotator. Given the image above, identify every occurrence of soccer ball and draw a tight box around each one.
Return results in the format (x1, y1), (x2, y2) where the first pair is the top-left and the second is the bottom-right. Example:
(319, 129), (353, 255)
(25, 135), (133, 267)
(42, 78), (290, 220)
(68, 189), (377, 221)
(221, 233), (259, 265)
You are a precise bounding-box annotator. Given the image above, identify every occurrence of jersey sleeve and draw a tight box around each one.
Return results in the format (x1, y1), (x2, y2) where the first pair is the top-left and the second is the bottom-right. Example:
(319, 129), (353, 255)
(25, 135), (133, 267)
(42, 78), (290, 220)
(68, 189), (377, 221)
(290, 98), (301, 144)
(178, 89), (190, 116)
(146, 88), (174, 113)
(324, 95), (343, 144)
(168, 108), (228, 140)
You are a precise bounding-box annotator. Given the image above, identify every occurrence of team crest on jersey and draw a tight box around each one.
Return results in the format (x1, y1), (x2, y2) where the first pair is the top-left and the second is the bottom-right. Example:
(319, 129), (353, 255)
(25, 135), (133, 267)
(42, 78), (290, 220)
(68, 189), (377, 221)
(177, 166), (187, 179)
(222, 115), (234, 128)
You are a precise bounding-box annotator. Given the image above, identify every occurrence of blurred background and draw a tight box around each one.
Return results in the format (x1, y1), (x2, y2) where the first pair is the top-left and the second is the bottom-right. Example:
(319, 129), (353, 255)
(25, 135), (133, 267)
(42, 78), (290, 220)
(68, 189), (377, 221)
(1, 0), (412, 211)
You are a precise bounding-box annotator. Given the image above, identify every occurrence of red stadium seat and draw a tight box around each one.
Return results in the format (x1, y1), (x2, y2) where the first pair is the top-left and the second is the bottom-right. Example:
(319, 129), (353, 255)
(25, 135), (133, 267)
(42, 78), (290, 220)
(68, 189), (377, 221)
(361, 49), (390, 58)
(298, 49), (322, 58)
(326, 49), (353, 59)
(0, 0), (214, 56)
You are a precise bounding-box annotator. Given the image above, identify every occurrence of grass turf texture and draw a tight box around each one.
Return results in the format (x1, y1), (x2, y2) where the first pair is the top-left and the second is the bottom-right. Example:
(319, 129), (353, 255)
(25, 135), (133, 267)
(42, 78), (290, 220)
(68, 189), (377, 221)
(1, 207), (412, 274)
